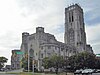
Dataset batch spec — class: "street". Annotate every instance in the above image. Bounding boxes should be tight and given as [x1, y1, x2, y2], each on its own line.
[92, 73, 100, 75]
[0, 72, 100, 75]
[75, 73, 100, 75]
[0, 73, 17, 75]
[0, 72, 17, 75]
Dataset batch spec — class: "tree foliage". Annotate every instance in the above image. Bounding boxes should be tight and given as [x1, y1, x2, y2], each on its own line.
[68, 52, 96, 70]
[43, 55, 64, 69]
[95, 57, 100, 69]
[0, 57, 8, 70]
[21, 56, 28, 70]
[21, 54, 33, 71]
[43, 55, 64, 74]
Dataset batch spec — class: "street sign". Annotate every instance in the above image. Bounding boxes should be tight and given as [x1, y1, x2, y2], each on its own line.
[96, 54, 100, 55]
[96, 54, 100, 57]
[16, 52, 24, 54]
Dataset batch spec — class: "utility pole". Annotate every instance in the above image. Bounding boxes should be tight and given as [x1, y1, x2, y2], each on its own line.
[33, 58, 34, 74]
[28, 49, 30, 72]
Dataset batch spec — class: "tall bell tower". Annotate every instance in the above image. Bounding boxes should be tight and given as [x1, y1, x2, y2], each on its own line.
[64, 4, 86, 52]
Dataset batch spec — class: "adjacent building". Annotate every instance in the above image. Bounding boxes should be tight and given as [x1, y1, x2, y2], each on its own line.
[5, 65, 11, 71]
[11, 50, 21, 70]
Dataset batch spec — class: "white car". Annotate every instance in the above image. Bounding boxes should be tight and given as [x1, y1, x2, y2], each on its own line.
[74, 69, 83, 74]
[82, 69, 94, 74]
[95, 69, 100, 73]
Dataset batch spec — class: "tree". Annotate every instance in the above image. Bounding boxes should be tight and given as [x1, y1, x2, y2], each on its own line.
[63, 56, 70, 75]
[43, 55, 64, 74]
[21, 56, 28, 70]
[68, 52, 96, 70]
[21, 56, 33, 71]
[42, 57, 50, 69]
[95, 57, 100, 69]
[0, 57, 8, 70]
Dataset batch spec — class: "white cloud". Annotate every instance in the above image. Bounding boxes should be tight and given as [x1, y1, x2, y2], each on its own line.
[86, 24, 100, 42]
[86, 24, 100, 54]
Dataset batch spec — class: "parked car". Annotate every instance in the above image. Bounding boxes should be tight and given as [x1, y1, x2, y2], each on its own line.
[74, 69, 83, 74]
[95, 69, 100, 73]
[82, 69, 94, 74]
[0, 68, 5, 71]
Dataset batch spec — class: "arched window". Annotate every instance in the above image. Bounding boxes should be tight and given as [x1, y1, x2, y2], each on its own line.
[69, 12, 74, 22]
[29, 49, 34, 57]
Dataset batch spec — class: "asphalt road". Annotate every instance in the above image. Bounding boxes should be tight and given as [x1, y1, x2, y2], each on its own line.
[75, 73, 100, 75]
[92, 73, 100, 75]
[0, 73, 17, 75]
[0, 73, 100, 75]
[0, 72, 17, 75]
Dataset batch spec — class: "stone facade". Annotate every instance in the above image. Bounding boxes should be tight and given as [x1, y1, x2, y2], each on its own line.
[86, 45, 93, 53]
[20, 27, 77, 71]
[11, 50, 21, 70]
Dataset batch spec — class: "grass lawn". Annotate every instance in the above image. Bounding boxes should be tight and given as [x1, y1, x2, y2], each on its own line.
[18, 72, 74, 75]
[7, 72, 74, 75]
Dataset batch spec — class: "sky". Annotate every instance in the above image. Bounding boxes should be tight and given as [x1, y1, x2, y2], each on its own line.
[0, 0, 100, 65]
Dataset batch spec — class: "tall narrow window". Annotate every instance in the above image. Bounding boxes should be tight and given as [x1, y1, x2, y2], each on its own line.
[72, 15, 74, 22]
[41, 54, 43, 58]
[69, 12, 71, 22]
[69, 12, 74, 22]
[72, 12, 74, 22]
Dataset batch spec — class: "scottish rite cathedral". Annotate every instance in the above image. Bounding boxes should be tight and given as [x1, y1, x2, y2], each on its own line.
[19, 4, 93, 71]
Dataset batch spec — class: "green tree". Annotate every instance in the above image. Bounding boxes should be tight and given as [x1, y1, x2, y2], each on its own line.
[42, 57, 50, 69]
[95, 57, 100, 69]
[43, 55, 64, 74]
[21, 56, 33, 71]
[21, 57, 28, 70]
[63, 56, 70, 75]
[0, 57, 8, 70]
[68, 52, 96, 70]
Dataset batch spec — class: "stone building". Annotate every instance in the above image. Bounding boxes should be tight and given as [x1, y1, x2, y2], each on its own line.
[64, 4, 93, 53]
[11, 50, 21, 70]
[20, 4, 93, 71]
[20, 27, 77, 71]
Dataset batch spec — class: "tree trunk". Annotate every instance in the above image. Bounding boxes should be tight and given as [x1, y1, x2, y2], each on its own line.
[66, 73, 67, 75]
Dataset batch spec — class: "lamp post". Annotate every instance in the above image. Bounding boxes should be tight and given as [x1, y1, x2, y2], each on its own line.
[32, 57, 34, 74]
[28, 49, 30, 72]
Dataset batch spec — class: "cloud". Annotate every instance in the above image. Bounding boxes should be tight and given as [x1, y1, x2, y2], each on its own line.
[84, 9, 100, 26]
[86, 24, 100, 54]
[16, 0, 66, 37]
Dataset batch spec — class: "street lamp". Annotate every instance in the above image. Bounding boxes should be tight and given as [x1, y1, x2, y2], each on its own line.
[28, 49, 30, 72]
[32, 56, 35, 74]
